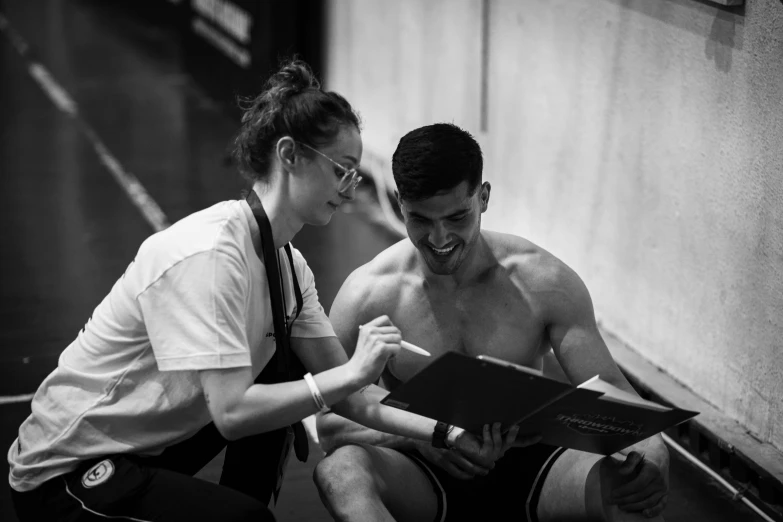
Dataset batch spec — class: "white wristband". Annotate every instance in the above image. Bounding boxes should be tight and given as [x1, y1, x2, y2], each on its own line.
[303, 372, 329, 413]
[446, 425, 464, 449]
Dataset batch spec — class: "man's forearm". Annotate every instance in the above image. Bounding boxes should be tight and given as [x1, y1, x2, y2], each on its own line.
[600, 375, 671, 467]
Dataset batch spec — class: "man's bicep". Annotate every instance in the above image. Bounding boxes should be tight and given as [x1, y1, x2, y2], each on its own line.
[328, 271, 373, 358]
[547, 270, 625, 385]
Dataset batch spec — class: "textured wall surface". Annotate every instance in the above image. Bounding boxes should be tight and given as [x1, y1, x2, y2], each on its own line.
[325, 0, 783, 451]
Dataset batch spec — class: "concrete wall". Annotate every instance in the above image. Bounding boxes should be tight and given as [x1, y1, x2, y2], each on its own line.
[324, 0, 783, 451]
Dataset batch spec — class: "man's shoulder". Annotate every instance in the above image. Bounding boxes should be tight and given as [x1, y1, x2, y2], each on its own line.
[339, 239, 418, 303]
[483, 230, 578, 291]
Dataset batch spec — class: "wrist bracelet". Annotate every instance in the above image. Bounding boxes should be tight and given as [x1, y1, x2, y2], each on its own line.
[303, 372, 329, 413]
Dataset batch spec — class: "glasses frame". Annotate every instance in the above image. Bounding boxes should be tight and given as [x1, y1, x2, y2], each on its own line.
[297, 142, 362, 193]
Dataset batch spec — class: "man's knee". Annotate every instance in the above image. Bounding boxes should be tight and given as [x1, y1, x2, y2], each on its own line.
[313, 444, 377, 500]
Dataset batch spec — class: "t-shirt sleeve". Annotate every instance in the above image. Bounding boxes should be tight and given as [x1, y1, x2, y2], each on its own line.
[290, 249, 336, 339]
[137, 249, 253, 371]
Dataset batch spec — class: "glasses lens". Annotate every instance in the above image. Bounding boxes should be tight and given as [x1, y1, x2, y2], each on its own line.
[338, 171, 360, 192]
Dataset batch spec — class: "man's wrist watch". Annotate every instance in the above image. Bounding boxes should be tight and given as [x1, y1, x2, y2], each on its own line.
[432, 421, 451, 449]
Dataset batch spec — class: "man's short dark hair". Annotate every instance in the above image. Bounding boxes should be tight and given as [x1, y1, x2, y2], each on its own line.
[392, 123, 483, 202]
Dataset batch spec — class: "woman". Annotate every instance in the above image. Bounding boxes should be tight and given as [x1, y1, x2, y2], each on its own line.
[7, 59, 507, 522]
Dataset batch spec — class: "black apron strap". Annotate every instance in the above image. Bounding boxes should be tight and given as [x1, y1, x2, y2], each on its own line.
[220, 190, 310, 506]
[285, 244, 303, 323]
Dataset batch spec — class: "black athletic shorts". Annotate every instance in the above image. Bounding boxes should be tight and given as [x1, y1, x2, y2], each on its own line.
[399, 444, 567, 522]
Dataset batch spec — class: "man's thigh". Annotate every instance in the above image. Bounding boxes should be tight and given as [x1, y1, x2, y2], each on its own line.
[537, 450, 665, 522]
[536, 449, 605, 520]
[326, 444, 442, 522]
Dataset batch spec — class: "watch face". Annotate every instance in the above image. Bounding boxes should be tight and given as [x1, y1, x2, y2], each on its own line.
[432, 422, 450, 448]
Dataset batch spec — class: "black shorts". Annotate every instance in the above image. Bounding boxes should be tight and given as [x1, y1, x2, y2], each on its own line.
[400, 444, 566, 522]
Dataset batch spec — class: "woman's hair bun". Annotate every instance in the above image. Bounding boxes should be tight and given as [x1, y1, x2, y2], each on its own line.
[233, 57, 360, 182]
[267, 58, 321, 98]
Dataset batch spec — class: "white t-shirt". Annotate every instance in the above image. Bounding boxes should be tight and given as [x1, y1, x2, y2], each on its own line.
[7, 199, 336, 492]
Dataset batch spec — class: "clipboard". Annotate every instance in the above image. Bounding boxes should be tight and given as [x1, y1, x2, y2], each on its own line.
[380, 352, 698, 455]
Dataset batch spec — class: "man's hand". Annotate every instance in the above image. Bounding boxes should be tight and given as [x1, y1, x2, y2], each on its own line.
[609, 451, 669, 518]
[418, 423, 515, 480]
[439, 423, 539, 478]
[415, 444, 492, 480]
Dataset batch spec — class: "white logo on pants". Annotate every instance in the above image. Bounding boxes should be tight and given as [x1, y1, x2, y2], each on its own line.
[81, 459, 115, 488]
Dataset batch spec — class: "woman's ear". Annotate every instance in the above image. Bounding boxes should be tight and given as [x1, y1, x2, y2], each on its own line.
[276, 136, 297, 172]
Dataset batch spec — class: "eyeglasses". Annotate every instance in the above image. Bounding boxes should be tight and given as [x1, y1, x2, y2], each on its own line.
[298, 142, 362, 193]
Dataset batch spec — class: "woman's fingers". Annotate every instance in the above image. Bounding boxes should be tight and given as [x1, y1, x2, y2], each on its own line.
[364, 326, 401, 335]
[362, 315, 392, 327]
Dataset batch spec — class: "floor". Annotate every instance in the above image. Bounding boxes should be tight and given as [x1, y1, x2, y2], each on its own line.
[0, 1, 763, 520]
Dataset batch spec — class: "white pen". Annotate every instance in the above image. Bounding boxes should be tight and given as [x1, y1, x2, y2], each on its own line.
[358, 325, 431, 356]
[400, 340, 431, 357]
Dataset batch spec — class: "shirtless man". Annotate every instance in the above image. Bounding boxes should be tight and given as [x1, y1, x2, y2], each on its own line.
[313, 123, 669, 521]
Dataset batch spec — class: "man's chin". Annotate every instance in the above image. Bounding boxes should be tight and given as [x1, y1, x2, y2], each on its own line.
[422, 250, 461, 274]
[427, 264, 457, 275]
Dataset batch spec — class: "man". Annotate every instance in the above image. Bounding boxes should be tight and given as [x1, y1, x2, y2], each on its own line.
[313, 123, 669, 521]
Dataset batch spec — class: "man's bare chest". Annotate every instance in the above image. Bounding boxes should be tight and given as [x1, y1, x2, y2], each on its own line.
[385, 285, 547, 383]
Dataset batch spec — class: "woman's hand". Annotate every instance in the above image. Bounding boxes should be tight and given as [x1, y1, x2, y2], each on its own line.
[346, 315, 401, 385]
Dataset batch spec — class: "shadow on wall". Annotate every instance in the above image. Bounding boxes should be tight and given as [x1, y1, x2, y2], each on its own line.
[706, 7, 742, 72]
[603, 0, 745, 73]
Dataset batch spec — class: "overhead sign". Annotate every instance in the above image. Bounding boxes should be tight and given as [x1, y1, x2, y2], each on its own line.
[190, 0, 254, 69]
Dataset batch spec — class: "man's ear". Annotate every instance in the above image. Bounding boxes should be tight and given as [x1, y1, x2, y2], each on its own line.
[394, 190, 403, 210]
[276, 136, 297, 172]
[479, 181, 491, 213]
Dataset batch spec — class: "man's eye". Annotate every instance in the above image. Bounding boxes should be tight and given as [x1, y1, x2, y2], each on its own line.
[451, 214, 468, 222]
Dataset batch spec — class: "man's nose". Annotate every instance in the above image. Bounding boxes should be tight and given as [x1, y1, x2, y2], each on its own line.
[428, 222, 449, 247]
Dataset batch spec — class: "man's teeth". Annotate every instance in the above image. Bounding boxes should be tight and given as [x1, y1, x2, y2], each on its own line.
[431, 245, 455, 255]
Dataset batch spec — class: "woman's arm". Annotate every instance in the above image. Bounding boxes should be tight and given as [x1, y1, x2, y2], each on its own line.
[293, 335, 453, 449]
[201, 315, 399, 441]
[315, 385, 420, 453]
[199, 363, 363, 441]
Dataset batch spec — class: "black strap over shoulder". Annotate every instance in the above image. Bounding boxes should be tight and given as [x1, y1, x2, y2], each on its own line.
[245, 189, 306, 382]
[160, 191, 310, 507]
[226, 189, 309, 504]
[286, 245, 304, 324]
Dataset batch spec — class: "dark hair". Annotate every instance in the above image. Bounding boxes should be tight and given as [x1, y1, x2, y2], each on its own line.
[233, 58, 361, 182]
[391, 123, 483, 202]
